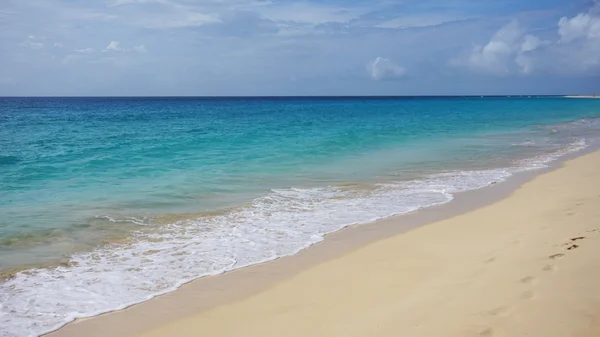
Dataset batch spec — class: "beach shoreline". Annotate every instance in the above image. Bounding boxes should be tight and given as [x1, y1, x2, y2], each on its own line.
[4, 96, 600, 336]
[564, 95, 600, 99]
[47, 146, 600, 336]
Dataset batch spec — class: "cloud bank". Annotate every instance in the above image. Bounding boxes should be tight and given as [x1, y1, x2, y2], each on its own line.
[0, 0, 599, 95]
[454, 2, 600, 76]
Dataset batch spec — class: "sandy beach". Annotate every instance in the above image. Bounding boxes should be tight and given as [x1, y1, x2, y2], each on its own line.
[50, 150, 600, 337]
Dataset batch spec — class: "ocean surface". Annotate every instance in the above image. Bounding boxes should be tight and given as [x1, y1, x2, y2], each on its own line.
[1, 96, 600, 336]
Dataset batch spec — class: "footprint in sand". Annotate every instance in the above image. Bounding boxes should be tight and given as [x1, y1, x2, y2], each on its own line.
[484, 257, 497, 264]
[549, 253, 564, 260]
[520, 290, 535, 300]
[519, 276, 536, 285]
[542, 264, 557, 272]
[488, 306, 509, 316]
[560, 237, 584, 250]
[478, 327, 494, 337]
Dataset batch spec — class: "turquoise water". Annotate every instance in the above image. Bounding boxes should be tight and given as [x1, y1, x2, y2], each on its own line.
[1, 96, 600, 336]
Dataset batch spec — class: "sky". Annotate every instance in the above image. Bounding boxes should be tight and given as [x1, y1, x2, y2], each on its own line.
[0, 0, 599, 96]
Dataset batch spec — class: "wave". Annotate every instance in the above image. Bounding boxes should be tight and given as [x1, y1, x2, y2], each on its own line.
[0, 155, 20, 166]
[0, 137, 591, 337]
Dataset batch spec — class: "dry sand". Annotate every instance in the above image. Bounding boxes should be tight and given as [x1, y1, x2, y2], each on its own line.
[50, 151, 600, 337]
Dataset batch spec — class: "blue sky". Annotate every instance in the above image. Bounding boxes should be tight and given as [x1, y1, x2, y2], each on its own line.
[0, 0, 599, 95]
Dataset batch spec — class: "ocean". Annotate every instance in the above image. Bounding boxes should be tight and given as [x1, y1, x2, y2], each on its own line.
[1, 96, 600, 336]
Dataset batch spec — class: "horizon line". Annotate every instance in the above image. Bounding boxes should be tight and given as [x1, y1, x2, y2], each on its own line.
[0, 94, 592, 99]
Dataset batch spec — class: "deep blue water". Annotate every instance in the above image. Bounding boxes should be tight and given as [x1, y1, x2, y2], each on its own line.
[1, 96, 600, 336]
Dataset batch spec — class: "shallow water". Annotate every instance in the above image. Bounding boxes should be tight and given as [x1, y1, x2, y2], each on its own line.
[1, 96, 600, 336]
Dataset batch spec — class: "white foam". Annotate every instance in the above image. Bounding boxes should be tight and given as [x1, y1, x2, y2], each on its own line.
[512, 140, 538, 146]
[0, 139, 590, 337]
[514, 138, 587, 170]
[95, 215, 153, 226]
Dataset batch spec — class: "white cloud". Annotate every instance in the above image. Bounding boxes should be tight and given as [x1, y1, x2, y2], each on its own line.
[514, 52, 534, 74]
[19, 36, 44, 50]
[20, 41, 44, 49]
[134, 12, 220, 29]
[260, 3, 366, 25]
[133, 45, 147, 53]
[554, 14, 600, 72]
[53, 42, 64, 48]
[62, 54, 82, 65]
[558, 13, 600, 43]
[452, 22, 545, 75]
[367, 57, 406, 80]
[104, 41, 122, 52]
[459, 21, 523, 75]
[75, 48, 95, 53]
[515, 35, 545, 74]
[105, 0, 221, 29]
[102, 42, 147, 53]
[528, 6, 600, 74]
[520, 35, 541, 52]
[453, 4, 600, 76]
[376, 14, 470, 29]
